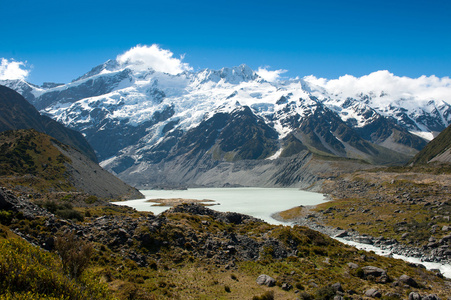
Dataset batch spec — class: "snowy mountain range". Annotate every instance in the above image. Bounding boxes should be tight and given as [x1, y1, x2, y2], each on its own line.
[2, 46, 450, 188]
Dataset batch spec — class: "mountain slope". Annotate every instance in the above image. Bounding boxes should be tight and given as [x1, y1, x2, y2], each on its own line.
[410, 123, 451, 165]
[0, 85, 97, 163]
[0, 129, 143, 199]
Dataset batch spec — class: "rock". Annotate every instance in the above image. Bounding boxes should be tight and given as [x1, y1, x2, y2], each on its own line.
[365, 288, 381, 298]
[281, 283, 292, 291]
[361, 266, 389, 283]
[409, 292, 422, 300]
[331, 282, 344, 293]
[354, 235, 373, 244]
[385, 292, 401, 299]
[362, 266, 386, 277]
[398, 274, 419, 288]
[347, 262, 359, 269]
[422, 295, 441, 300]
[256, 274, 275, 287]
[335, 230, 348, 238]
[334, 296, 344, 300]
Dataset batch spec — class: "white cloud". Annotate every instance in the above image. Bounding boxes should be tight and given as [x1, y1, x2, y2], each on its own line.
[304, 70, 451, 104]
[0, 58, 30, 80]
[256, 66, 287, 82]
[117, 44, 192, 75]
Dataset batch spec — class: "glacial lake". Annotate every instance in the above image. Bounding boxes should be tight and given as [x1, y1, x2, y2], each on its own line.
[112, 187, 327, 225]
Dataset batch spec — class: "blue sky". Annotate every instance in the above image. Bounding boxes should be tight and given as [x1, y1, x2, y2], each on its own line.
[1, 0, 450, 84]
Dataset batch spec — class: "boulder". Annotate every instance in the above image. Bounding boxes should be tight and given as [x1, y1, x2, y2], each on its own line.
[256, 274, 275, 287]
[347, 262, 359, 269]
[408, 292, 421, 300]
[365, 288, 381, 298]
[331, 282, 344, 293]
[362, 266, 386, 277]
[361, 266, 389, 283]
[398, 274, 419, 288]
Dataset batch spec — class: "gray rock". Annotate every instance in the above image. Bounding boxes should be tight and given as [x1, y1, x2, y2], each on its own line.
[409, 292, 422, 300]
[335, 230, 348, 238]
[362, 266, 387, 277]
[347, 262, 359, 269]
[362, 266, 389, 283]
[281, 283, 292, 291]
[365, 288, 381, 298]
[398, 274, 419, 288]
[422, 295, 440, 300]
[331, 282, 344, 293]
[256, 274, 275, 287]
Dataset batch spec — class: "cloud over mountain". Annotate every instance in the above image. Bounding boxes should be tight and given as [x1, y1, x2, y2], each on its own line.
[304, 71, 451, 104]
[256, 66, 287, 82]
[0, 58, 30, 80]
[116, 44, 192, 75]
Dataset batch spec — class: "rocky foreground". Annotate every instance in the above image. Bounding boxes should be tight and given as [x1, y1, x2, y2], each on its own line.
[1, 187, 451, 299]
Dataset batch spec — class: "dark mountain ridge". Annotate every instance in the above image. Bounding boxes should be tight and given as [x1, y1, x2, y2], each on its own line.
[0, 85, 97, 163]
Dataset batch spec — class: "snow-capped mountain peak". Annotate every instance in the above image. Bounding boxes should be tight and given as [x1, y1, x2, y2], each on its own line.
[3, 46, 451, 187]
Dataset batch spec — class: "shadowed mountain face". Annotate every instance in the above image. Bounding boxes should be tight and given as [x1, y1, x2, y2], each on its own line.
[0, 85, 98, 163]
[410, 123, 451, 165]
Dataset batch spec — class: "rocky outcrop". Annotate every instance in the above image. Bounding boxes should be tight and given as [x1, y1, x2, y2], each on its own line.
[0, 187, 52, 219]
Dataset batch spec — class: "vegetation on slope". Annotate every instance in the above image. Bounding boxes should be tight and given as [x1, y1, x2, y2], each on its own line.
[0, 236, 111, 299]
[410, 124, 451, 165]
[0, 129, 74, 193]
[318, 170, 451, 248]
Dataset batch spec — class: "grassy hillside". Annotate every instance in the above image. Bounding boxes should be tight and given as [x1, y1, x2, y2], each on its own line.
[0, 129, 143, 200]
[0, 129, 74, 193]
[410, 124, 451, 165]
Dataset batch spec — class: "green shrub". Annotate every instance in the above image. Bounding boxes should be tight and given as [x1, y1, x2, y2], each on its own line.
[55, 231, 93, 280]
[84, 195, 98, 205]
[55, 209, 84, 222]
[0, 238, 111, 299]
[0, 211, 13, 225]
[315, 286, 336, 300]
[295, 282, 305, 290]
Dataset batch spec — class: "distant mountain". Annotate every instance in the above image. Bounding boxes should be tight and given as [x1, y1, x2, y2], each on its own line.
[0, 129, 143, 199]
[2, 53, 450, 187]
[0, 85, 97, 163]
[410, 124, 451, 165]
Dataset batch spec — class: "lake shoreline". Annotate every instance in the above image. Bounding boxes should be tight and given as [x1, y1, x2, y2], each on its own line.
[273, 204, 451, 278]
